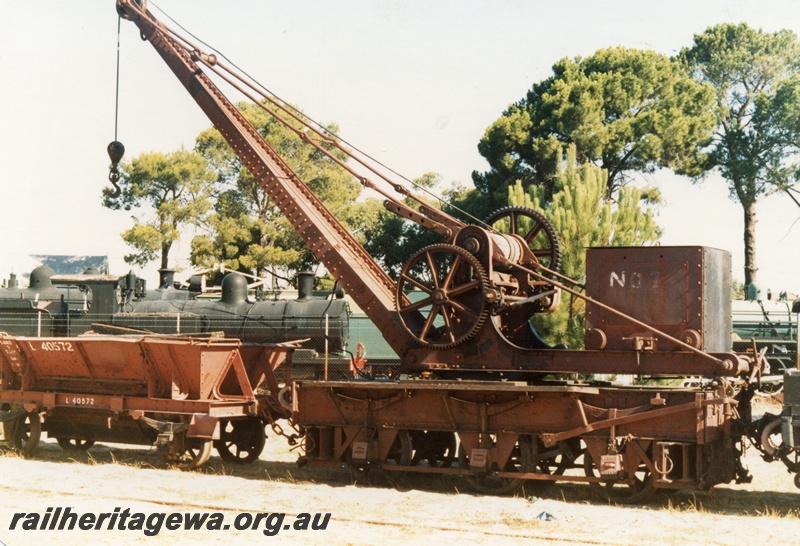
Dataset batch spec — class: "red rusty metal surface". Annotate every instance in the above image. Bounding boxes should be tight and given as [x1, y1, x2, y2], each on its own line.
[584, 246, 732, 353]
[292, 379, 739, 492]
[403, 328, 749, 376]
[293, 381, 720, 440]
[0, 334, 293, 416]
[0, 334, 296, 463]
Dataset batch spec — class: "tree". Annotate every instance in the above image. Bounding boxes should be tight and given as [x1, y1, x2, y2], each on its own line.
[102, 148, 215, 269]
[509, 145, 661, 348]
[474, 47, 715, 211]
[679, 23, 800, 287]
[191, 100, 380, 285]
[362, 172, 455, 277]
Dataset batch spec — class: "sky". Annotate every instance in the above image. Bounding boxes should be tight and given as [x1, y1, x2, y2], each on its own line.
[1, 1, 800, 293]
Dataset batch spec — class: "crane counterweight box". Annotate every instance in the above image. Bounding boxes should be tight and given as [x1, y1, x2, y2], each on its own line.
[584, 246, 732, 353]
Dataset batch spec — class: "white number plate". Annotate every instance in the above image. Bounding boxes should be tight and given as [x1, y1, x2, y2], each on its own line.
[40, 341, 74, 352]
[67, 397, 96, 406]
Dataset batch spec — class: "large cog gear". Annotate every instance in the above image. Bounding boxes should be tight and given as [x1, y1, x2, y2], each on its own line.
[395, 244, 490, 348]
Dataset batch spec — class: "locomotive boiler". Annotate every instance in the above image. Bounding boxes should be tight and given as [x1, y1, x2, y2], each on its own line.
[0, 265, 144, 338]
[108, 271, 349, 352]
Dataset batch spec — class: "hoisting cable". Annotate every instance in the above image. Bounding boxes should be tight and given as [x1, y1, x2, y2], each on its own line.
[113, 16, 121, 143]
[147, 1, 493, 231]
[160, 16, 461, 228]
[106, 14, 126, 199]
[195, 58, 421, 212]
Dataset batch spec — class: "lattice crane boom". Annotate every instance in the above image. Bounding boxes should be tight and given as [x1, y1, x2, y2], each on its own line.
[115, 0, 414, 356]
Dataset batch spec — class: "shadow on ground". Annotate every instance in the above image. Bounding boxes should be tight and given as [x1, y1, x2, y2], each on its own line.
[3, 437, 798, 519]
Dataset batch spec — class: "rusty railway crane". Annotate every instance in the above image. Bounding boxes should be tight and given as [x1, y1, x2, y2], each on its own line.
[3, 0, 799, 503]
[112, 0, 799, 500]
[113, 1, 749, 378]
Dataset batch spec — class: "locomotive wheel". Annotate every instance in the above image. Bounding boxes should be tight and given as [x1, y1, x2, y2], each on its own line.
[213, 418, 266, 464]
[484, 206, 561, 274]
[459, 436, 534, 495]
[9, 411, 41, 456]
[176, 438, 213, 470]
[410, 431, 457, 468]
[384, 430, 413, 466]
[57, 437, 96, 451]
[396, 244, 489, 348]
[583, 448, 655, 504]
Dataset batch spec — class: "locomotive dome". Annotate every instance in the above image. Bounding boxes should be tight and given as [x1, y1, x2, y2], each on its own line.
[221, 272, 248, 304]
[28, 265, 55, 289]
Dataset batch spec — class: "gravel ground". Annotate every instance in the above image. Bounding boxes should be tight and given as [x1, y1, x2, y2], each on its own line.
[1, 402, 799, 546]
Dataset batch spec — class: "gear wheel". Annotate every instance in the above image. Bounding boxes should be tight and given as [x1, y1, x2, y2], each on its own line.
[395, 244, 489, 348]
[484, 206, 562, 275]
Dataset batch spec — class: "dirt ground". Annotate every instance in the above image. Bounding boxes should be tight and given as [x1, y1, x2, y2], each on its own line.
[1, 398, 799, 546]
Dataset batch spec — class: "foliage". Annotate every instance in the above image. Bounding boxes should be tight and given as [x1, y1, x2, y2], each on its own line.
[731, 279, 746, 301]
[190, 100, 380, 285]
[679, 23, 800, 286]
[510, 145, 661, 348]
[474, 46, 715, 211]
[102, 148, 215, 268]
[362, 172, 455, 277]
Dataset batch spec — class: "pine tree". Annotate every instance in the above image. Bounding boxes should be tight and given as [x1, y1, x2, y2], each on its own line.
[509, 144, 661, 348]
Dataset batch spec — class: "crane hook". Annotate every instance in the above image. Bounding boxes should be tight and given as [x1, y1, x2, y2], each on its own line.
[106, 140, 125, 198]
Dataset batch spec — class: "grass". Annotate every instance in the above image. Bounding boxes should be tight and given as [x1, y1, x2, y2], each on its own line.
[665, 493, 800, 519]
[755, 505, 800, 518]
[0, 444, 24, 459]
[3, 430, 799, 523]
[666, 494, 705, 514]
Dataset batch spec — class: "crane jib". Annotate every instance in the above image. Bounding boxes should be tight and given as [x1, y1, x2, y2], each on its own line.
[116, 0, 411, 356]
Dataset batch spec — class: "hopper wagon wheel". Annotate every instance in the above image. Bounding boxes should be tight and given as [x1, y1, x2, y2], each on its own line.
[458, 435, 535, 495]
[535, 438, 584, 476]
[9, 411, 41, 456]
[384, 430, 413, 467]
[583, 443, 655, 504]
[176, 437, 213, 470]
[57, 438, 96, 451]
[484, 206, 561, 275]
[213, 418, 266, 464]
[396, 244, 489, 349]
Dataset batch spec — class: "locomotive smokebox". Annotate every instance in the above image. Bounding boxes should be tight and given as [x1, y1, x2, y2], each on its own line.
[584, 246, 732, 353]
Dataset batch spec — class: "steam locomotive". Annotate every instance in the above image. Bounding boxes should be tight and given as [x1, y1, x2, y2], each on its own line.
[0, 266, 353, 378]
[730, 295, 798, 392]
